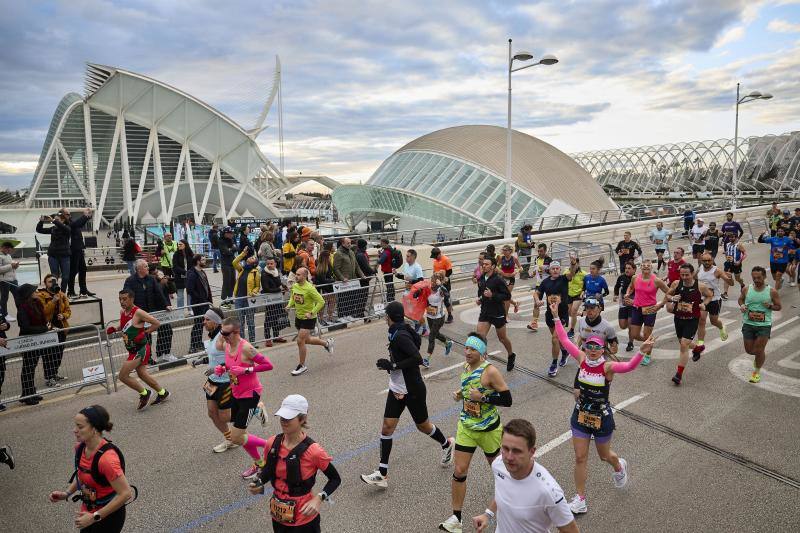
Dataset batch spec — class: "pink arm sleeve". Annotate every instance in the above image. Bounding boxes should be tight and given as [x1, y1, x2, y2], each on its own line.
[554, 320, 582, 361]
[610, 352, 644, 373]
[250, 352, 274, 372]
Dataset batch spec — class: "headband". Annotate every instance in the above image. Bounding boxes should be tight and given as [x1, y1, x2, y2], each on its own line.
[465, 335, 487, 356]
[204, 309, 223, 324]
[79, 406, 104, 432]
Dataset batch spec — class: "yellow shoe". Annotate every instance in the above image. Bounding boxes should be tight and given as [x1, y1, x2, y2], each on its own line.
[749, 372, 761, 383]
[719, 326, 728, 342]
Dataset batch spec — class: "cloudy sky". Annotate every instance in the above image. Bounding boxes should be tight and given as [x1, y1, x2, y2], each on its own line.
[1, 0, 799, 192]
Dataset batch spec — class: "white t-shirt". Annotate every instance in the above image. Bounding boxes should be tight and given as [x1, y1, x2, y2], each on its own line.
[492, 456, 574, 533]
[577, 316, 618, 346]
[425, 289, 446, 319]
[690, 224, 707, 245]
[388, 370, 407, 395]
[649, 228, 671, 249]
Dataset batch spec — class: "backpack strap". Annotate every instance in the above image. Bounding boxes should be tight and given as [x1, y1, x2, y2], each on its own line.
[90, 442, 125, 487]
[263, 433, 284, 486]
[285, 436, 316, 496]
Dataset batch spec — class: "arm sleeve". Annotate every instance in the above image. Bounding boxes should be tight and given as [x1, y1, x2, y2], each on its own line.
[601, 278, 610, 296]
[392, 335, 423, 369]
[35, 220, 49, 234]
[609, 351, 644, 373]
[445, 268, 453, 278]
[250, 352, 274, 372]
[320, 463, 342, 496]
[485, 389, 512, 407]
[613, 277, 622, 296]
[311, 287, 325, 313]
[554, 320, 582, 361]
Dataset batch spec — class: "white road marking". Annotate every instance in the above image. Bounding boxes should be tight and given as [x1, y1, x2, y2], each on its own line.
[378, 350, 501, 394]
[728, 316, 800, 397]
[535, 393, 649, 457]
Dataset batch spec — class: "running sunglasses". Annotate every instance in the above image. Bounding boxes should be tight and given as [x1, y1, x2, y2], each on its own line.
[220, 330, 237, 337]
[585, 342, 604, 351]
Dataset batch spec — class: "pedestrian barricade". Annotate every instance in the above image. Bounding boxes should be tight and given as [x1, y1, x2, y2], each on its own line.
[0, 324, 112, 406]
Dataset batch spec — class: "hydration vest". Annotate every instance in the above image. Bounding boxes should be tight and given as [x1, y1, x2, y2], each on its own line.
[262, 434, 317, 496]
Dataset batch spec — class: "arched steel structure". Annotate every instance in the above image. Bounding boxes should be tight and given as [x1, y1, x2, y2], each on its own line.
[572, 132, 800, 199]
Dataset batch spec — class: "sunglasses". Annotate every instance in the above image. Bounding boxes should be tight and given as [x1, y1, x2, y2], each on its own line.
[220, 330, 236, 337]
[585, 343, 604, 351]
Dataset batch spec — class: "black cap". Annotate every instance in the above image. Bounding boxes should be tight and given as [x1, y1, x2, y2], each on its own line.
[385, 301, 405, 323]
[223, 226, 233, 233]
[430, 247, 441, 258]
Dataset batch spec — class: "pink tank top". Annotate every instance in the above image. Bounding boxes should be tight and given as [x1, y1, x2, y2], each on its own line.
[633, 274, 657, 307]
[225, 339, 262, 399]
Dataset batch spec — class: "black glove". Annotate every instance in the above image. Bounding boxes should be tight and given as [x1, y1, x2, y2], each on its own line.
[376, 358, 394, 371]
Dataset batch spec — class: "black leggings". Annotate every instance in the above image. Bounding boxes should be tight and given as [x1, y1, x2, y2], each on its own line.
[272, 515, 320, 532]
[81, 506, 126, 532]
[426, 316, 448, 353]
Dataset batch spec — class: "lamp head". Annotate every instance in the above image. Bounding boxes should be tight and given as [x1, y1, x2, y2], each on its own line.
[513, 50, 534, 62]
[539, 54, 559, 65]
[746, 91, 762, 98]
[760, 92, 773, 100]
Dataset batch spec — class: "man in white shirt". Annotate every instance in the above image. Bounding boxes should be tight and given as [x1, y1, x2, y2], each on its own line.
[689, 218, 708, 265]
[473, 419, 578, 533]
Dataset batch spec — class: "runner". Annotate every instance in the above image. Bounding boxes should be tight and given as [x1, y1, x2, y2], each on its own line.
[582, 258, 609, 309]
[689, 217, 708, 265]
[361, 301, 455, 488]
[285, 267, 333, 376]
[431, 247, 455, 323]
[471, 419, 578, 533]
[105, 289, 170, 410]
[738, 266, 781, 384]
[696, 252, 733, 348]
[722, 233, 747, 299]
[704, 222, 722, 260]
[623, 259, 669, 364]
[766, 202, 781, 237]
[200, 307, 237, 453]
[532, 261, 571, 376]
[614, 232, 641, 274]
[475, 257, 517, 371]
[423, 271, 454, 368]
[664, 264, 714, 385]
[249, 395, 342, 533]
[565, 256, 586, 339]
[613, 261, 636, 352]
[786, 229, 799, 287]
[439, 332, 512, 533]
[48, 405, 133, 532]
[721, 212, 744, 242]
[649, 221, 672, 272]
[0, 445, 13, 469]
[552, 302, 652, 514]
[498, 245, 521, 317]
[758, 227, 792, 290]
[213, 316, 274, 479]
[527, 244, 552, 332]
[576, 298, 618, 359]
[663, 248, 686, 314]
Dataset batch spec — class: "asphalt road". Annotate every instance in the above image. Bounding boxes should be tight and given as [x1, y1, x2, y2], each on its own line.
[1, 244, 799, 532]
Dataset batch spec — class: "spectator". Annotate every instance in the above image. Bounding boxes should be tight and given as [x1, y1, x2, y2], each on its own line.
[16, 284, 48, 405]
[766, 202, 782, 236]
[123, 259, 168, 313]
[315, 249, 336, 325]
[65, 207, 94, 298]
[36, 274, 71, 387]
[282, 230, 301, 275]
[219, 226, 237, 302]
[310, 231, 323, 261]
[35, 213, 71, 291]
[257, 230, 276, 264]
[516, 224, 534, 278]
[393, 248, 424, 283]
[615, 232, 642, 274]
[208, 223, 221, 273]
[297, 240, 317, 278]
[238, 225, 255, 256]
[260, 257, 288, 346]
[150, 266, 175, 363]
[158, 232, 177, 278]
[333, 237, 363, 281]
[682, 208, 695, 237]
[122, 237, 138, 276]
[232, 248, 260, 344]
[472, 251, 486, 284]
[186, 254, 213, 352]
[0, 241, 20, 321]
[172, 239, 194, 308]
[376, 238, 397, 302]
[355, 239, 374, 319]
[0, 316, 10, 411]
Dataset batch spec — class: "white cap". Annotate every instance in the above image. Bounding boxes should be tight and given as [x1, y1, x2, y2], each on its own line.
[275, 394, 309, 419]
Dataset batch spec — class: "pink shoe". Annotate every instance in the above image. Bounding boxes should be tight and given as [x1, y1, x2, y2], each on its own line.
[241, 463, 260, 480]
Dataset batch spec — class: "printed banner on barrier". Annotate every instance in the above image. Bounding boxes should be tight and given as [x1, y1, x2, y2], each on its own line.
[152, 309, 185, 323]
[333, 280, 361, 293]
[82, 364, 106, 383]
[0, 331, 59, 356]
[249, 293, 285, 307]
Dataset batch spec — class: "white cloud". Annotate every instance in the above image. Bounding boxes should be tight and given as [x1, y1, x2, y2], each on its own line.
[714, 25, 746, 47]
[767, 18, 800, 33]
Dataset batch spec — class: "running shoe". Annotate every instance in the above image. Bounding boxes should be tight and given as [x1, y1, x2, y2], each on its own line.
[45, 378, 60, 388]
[548, 361, 558, 377]
[241, 463, 261, 480]
[569, 494, 587, 514]
[213, 440, 238, 453]
[324, 338, 334, 354]
[749, 371, 761, 383]
[0, 403, 5, 412]
[719, 326, 728, 341]
[692, 344, 705, 362]
[791, 281, 797, 288]
[438, 514, 462, 532]
[5, 314, 16, 322]
[151, 390, 170, 405]
[613, 458, 628, 488]
[567, 329, 575, 339]
[421, 327, 430, 337]
[360, 470, 388, 488]
[507, 352, 516, 371]
[264, 340, 273, 348]
[274, 337, 288, 343]
[54, 375, 67, 382]
[640, 354, 651, 366]
[445, 315, 454, 324]
[626, 342, 634, 352]
[0, 445, 14, 470]
[527, 321, 538, 332]
[559, 350, 569, 367]
[291, 364, 308, 376]
[671, 373, 682, 386]
[721, 293, 728, 300]
[422, 357, 431, 369]
[445, 340, 453, 356]
[441, 437, 455, 467]
[137, 389, 152, 410]
[513, 302, 520, 314]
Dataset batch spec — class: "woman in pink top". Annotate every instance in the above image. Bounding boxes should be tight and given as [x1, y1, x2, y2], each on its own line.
[623, 260, 669, 365]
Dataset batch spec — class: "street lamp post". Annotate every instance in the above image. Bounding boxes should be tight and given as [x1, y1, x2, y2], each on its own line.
[505, 38, 558, 239]
[731, 82, 772, 210]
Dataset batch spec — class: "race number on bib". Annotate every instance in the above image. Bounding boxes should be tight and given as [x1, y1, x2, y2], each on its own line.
[547, 295, 561, 305]
[747, 311, 766, 322]
[642, 305, 658, 315]
[203, 381, 218, 396]
[577, 410, 602, 429]
[270, 496, 296, 524]
[677, 302, 693, 313]
[463, 399, 482, 418]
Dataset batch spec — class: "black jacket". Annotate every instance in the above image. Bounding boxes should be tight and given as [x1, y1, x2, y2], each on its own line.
[356, 248, 374, 277]
[387, 322, 425, 396]
[261, 270, 284, 293]
[69, 215, 90, 251]
[477, 271, 511, 318]
[122, 239, 138, 261]
[36, 219, 71, 257]
[209, 229, 219, 249]
[123, 273, 167, 312]
[186, 267, 213, 306]
[172, 250, 190, 289]
[219, 237, 236, 259]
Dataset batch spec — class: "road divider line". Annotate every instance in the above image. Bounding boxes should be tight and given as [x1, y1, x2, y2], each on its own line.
[379, 350, 501, 394]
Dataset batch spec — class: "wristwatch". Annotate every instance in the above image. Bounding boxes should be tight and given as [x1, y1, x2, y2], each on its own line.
[318, 491, 329, 502]
[92, 512, 102, 522]
[484, 509, 496, 522]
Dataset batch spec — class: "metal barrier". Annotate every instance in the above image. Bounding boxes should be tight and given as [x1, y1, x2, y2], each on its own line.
[0, 324, 112, 406]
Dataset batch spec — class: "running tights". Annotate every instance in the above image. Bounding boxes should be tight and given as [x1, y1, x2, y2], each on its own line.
[243, 434, 267, 461]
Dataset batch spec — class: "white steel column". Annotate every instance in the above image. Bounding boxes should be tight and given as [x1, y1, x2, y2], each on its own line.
[165, 143, 186, 221]
[132, 128, 155, 221]
[199, 160, 219, 218]
[57, 141, 90, 201]
[152, 133, 168, 222]
[118, 117, 134, 221]
[56, 149, 62, 198]
[83, 103, 97, 208]
[215, 165, 227, 221]
[226, 180, 249, 220]
[95, 115, 122, 230]
[184, 147, 200, 221]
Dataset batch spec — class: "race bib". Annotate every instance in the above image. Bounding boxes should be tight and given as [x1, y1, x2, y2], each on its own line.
[547, 295, 561, 305]
[642, 305, 658, 315]
[426, 305, 438, 316]
[577, 410, 602, 429]
[726, 255, 734, 262]
[676, 301, 693, 313]
[270, 495, 296, 524]
[747, 310, 766, 322]
[203, 381, 218, 396]
[655, 239, 664, 245]
[463, 399, 482, 418]
[773, 251, 784, 260]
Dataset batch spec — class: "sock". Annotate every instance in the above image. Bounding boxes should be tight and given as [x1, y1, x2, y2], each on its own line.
[676, 365, 685, 377]
[696, 340, 704, 346]
[428, 425, 448, 447]
[453, 510, 462, 522]
[242, 434, 267, 461]
[552, 358, 557, 366]
[379, 435, 392, 476]
[139, 389, 148, 396]
[223, 429, 232, 441]
[157, 388, 166, 395]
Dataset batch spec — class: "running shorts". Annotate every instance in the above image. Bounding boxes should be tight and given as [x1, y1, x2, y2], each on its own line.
[630, 306, 657, 327]
[673, 317, 699, 341]
[567, 294, 582, 305]
[455, 420, 502, 456]
[126, 343, 151, 365]
[570, 405, 615, 442]
[384, 389, 429, 424]
[617, 305, 632, 321]
[294, 317, 317, 331]
[770, 262, 787, 274]
[742, 323, 771, 340]
[204, 379, 233, 410]
[272, 515, 321, 533]
[231, 392, 260, 430]
[545, 306, 569, 329]
[503, 276, 516, 287]
[692, 244, 706, 256]
[724, 261, 742, 275]
[705, 300, 722, 315]
[478, 312, 507, 329]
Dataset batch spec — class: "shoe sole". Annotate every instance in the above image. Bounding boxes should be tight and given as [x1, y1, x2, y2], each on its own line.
[360, 476, 388, 488]
[438, 523, 462, 532]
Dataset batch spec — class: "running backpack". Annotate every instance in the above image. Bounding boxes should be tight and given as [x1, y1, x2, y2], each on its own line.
[390, 248, 403, 268]
[260, 434, 317, 496]
[72, 441, 125, 487]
